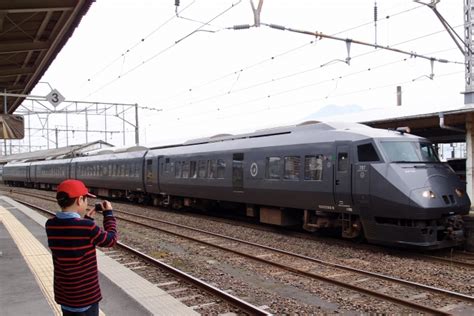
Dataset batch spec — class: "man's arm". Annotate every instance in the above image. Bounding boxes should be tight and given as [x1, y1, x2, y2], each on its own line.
[88, 201, 118, 247]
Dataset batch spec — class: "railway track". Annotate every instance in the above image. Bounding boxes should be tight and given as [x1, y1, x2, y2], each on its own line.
[4, 187, 474, 270]
[9, 189, 474, 314]
[16, 198, 270, 316]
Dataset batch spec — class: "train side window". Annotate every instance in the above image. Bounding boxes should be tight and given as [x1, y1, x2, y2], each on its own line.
[304, 155, 323, 181]
[120, 163, 127, 177]
[284, 156, 300, 180]
[125, 164, 131, 177]
[357, 143, 380, 162]
[175, 161, 182, 178]
[164, 158, 170, 173]
[338, 153, 349, 172]
[266, 157, 281, 180]
[198, 160, 207, 178]
[182, 161, 190, 178]
[207, 160, 217, 179]
[146, 159, 153, 181]
[217, 159, 226, 179]
[190, 161, 197, 178]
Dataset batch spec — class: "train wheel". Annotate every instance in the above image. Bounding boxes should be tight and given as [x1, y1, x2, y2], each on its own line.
[342, 217, 365, 241]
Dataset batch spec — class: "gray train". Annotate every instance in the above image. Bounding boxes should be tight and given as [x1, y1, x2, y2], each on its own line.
[3, 122, 471, 249]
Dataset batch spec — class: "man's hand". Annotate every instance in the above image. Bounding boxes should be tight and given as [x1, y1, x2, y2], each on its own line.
[85, 208, 96, 219]
[102, 200, 113, 211]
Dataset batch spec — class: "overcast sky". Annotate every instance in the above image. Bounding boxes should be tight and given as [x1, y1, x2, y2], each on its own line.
[23, 0, 465, 149]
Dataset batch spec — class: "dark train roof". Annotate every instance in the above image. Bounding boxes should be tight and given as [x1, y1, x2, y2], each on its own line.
[183, 122, 414, 145]
[0, 140, 113, 164]
[150, 121, 422, 156]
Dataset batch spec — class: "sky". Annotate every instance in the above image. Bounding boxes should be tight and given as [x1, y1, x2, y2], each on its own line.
[18, 0, 468, 150]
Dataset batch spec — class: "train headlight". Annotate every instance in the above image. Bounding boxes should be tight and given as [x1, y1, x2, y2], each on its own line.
[422, 190, 436, 199]
[455, 188, 464, 198]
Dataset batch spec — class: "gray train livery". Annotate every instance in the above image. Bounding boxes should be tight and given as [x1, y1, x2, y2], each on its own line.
[3, 122, 470, 249]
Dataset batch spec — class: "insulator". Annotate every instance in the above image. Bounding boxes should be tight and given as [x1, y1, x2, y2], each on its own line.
[233, 24, 251, 30]
[175, 0, 180, 6]
[374, 2, 378, 22]
[268, 24, 286, 31]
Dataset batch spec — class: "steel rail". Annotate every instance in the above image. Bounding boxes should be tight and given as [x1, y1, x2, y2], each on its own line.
[16, 199, 271, 316]
[107, 211, 457, 314]
[417, 254, 474, 269]
[112, 206, 474, 302]
[6, 188, 473, 303]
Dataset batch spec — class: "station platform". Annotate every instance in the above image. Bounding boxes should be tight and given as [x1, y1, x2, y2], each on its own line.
[0, 196, 199, 316]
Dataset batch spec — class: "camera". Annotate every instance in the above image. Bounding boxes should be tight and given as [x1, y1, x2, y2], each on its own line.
[94, 202, 104, 212]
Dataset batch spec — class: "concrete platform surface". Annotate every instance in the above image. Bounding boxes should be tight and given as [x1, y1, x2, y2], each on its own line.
[0, 196, 199, 316]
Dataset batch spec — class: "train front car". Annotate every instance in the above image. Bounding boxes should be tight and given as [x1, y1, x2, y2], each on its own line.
[362, 132, 470, 249]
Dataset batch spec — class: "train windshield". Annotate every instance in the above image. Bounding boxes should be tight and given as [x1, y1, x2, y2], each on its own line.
[380, 141, 439, 163]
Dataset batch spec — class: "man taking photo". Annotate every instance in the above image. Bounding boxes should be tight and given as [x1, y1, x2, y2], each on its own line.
[46, 179, 118, 316]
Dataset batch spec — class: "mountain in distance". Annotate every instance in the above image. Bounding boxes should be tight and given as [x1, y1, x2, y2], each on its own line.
[301, 104, 364, 121]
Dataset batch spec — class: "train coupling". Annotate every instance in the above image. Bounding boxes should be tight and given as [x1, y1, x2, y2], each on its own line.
[444, 215, 465, 241]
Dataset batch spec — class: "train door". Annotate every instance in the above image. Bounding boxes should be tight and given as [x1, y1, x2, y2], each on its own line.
[143, 157, 159, 192]
[232, 153, 244, 192]
[26, 164, 31, 183]
[334, 144, 352, 209]
[72, 162, 78, 179]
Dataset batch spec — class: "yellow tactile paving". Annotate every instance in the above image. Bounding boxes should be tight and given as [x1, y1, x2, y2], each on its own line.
[0, 206, 105, 316]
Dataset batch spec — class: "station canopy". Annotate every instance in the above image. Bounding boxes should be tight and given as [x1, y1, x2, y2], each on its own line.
[0, 0, 94, 114]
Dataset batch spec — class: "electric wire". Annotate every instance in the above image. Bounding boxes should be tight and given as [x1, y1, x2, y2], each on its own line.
[86, 0, 242, 98]
[164, 46, 460, 122]
[173, 69, 463, 129]
[156, 3, 426, 105]
[84, 0, 198, 85]
[162, 25, 463, 114]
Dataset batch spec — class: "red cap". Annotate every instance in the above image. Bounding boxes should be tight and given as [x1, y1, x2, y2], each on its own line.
[57, 179, 96, 198]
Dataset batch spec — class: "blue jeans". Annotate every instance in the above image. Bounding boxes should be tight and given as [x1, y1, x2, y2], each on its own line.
[61, 303, 99, 316]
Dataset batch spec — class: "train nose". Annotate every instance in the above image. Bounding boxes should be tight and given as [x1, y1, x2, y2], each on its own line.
[424, 174, 450, 195]
[408, 175, 453, 208]
[413, 173, 468, 209]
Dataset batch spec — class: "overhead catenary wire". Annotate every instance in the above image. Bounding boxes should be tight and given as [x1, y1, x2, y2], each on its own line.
[86, 0, 243, 98]
[84, 0, 198, 85]
[260, 22, 463, 65]
[161, 26, 463, 113]
[156, 3, 426, 104]
[172, 69, 463, 127]
[165, 46, 460, 122]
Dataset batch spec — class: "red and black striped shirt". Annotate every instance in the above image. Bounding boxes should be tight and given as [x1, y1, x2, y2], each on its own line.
[46, 210, 117, 308]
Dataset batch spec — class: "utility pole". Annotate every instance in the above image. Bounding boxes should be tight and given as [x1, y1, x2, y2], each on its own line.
[46, 116, 50, 149]
[3, 88, 7, 155]
[65, 110, 69, 146]
[55, 128, 58, 148]
[464, 0, 474, 104]
[85, 109, 88, 143]
[104, 107, 108, 143]
[135, 103, 139, 145]
[28, 114, 31, 152]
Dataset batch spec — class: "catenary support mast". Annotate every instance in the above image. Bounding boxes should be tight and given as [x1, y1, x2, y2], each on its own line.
[465, 0, 474, 104]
